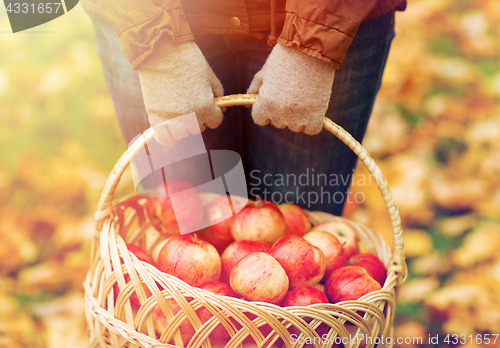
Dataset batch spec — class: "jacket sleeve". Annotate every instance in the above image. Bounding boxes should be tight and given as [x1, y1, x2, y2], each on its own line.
[82, 0, 194, 69]
[277, 0, 379, 68]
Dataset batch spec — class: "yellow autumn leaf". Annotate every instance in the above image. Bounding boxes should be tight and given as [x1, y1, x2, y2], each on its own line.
[452, 223, 500, 267]
[403, 229, 434, 258]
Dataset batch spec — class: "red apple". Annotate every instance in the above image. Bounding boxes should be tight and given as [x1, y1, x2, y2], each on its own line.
[113, 244, 153, 308]
[324, 266, 381, 303]
[145, 180, 204, 236]
[199, 280, 237, 298]
[151, 238, 171, 264]
[220, 240, 271, 283]
[350, 253, 387, 286]
[231, 200, 286, 245]
[313, 283, 325, 294]
[230, 252, 289, 304]
[271, 235, 326, 288]
[309, 221, 359, 260]
[303, 231, 346, 282]
[281, 286, 332, 348]
[125, 244, 153, 264]
[278, 203, 311, 237]
[197, 281, 238, 341]
[157, 234, 221, 287]
[242, 312, 277, 347]
[151, 298, 195, 346]
[281, 285, 328, 307]
[199, 196, 245, 254]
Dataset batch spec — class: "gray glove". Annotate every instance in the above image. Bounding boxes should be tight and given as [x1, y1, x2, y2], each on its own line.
[138, 40, 224, 145]
[247, 44, 335, 135]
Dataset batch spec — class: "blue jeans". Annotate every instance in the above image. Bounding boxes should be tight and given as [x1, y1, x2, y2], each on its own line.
[92, 11, 395, 215]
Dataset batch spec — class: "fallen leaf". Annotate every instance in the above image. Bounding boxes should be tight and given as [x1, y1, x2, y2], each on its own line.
[399, 277, 440, 303]
[411, 252, 452, 276]
[436, 214, 476, 237]
[403, 229, 434, 258]
[452, 223, 500, 267]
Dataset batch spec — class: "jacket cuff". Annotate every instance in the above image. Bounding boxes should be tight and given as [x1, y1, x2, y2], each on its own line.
[120, 8, 195, 70]
[278, 12, 354, 69]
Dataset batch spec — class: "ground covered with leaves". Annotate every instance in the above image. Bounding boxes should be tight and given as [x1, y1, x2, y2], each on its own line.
[1, 0, 499, 347]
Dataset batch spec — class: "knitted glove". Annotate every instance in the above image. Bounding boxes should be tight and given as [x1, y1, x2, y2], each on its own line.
[138, 40, 224, 145]
[247, 44, 335, 135]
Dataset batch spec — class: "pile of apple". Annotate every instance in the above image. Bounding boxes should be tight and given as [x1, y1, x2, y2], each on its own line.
[120, 181, 387, 344]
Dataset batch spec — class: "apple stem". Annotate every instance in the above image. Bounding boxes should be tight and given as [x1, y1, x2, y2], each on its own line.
[193, 233, 198, 242]
[252, 195, 263, 207]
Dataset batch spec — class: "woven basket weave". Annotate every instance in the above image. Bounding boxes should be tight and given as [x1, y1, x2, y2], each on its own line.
[84, 94, 407, 348]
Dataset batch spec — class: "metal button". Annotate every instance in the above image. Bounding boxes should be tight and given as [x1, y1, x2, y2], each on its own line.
[230, 17, 241, 27]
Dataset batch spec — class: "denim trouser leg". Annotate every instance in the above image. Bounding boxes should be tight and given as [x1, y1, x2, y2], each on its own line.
[91, 10, 395, 215]
[92, 19, 150, 145]
[239, 12, 396, 214]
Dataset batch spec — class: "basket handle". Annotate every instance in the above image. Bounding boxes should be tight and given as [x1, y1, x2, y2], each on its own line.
[94, 94, 406, 285]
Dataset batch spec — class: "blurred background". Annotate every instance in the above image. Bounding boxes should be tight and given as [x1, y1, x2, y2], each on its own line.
[1, 0, 499, 347]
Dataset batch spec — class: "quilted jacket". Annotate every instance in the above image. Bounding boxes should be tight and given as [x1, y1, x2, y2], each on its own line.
[82, 0, 406, 69]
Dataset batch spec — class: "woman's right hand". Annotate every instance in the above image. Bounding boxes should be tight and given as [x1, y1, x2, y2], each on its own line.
[138, 39, 224, 145]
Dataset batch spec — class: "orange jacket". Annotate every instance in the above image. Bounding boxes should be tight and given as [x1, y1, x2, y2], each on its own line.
[82, 0, 406, 70]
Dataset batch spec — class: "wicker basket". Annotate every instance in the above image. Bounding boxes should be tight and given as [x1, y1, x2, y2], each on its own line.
[84, 94, 407, 348]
